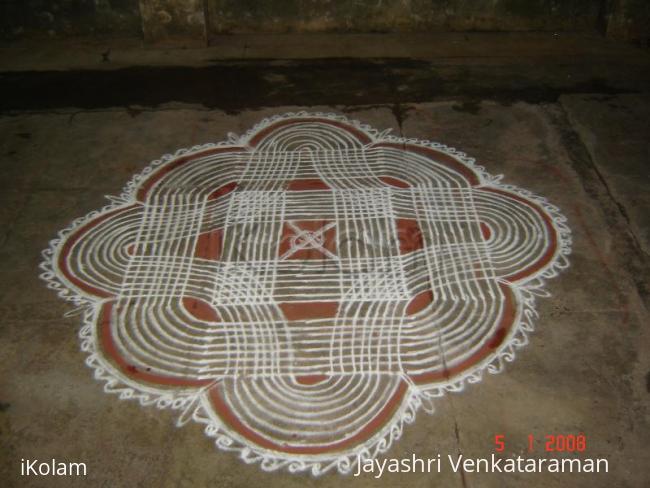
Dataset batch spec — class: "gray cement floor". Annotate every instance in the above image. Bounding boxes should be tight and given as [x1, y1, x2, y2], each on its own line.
[0, 34, 649, 487]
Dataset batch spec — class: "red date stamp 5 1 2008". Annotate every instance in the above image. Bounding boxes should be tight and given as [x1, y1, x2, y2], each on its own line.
[494, 434, 587, 453]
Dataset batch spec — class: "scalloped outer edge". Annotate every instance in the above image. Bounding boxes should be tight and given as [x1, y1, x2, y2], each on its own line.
[39, 110, 572, 476]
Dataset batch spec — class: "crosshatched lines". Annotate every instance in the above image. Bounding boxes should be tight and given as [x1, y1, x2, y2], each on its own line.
[42, 112, 571, 476]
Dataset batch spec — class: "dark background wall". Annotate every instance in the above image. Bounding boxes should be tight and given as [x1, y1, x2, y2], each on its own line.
[606, 0, 650, 42]
[0, 0, 142, 39]
[0, 0, 647, 44]
[207, 0, 603, 35]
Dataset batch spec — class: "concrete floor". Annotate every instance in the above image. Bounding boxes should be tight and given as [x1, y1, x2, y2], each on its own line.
[0, 34, 649, 487]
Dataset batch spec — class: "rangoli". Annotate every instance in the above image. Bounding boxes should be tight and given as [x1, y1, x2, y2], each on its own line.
[41, 112, 571, 475]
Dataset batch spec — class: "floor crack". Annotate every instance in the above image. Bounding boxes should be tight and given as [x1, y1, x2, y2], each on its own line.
[554, 101, 650, 310]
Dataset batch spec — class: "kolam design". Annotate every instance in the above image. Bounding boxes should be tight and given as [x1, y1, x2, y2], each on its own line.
[41, 112, 571, 475]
